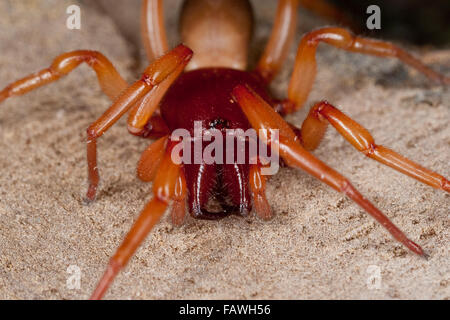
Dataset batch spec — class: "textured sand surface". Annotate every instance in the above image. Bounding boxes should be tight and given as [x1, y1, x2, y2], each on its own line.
[0, 0, 448, 300]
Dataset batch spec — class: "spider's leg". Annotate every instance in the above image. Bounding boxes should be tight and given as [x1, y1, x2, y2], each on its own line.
[255, 0, 299, 82]
[250, 163, 273, 220]
[135, 133, 188, 226]
[256, 1, 358, 84]
[126, 60, 186, 137]
[281, 27, 450, 113]
[128, 112, 170, 139]
[171, 170, 188, 227]
[300, 101, 449, 192]
[0, 50, 127, 103]
[0, 45, 192, 201]
[90, 140, 182, 300]
[86, 45, 192, 201]
[141, 0, 169, 62]
[232, 84, 425, 256]
[137, 135, 168, 182]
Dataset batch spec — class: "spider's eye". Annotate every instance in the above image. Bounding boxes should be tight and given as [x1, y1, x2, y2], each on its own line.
[208, 118, 230, 129]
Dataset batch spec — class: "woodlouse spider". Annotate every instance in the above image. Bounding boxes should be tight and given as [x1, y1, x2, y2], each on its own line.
[0, 0, 449, 300]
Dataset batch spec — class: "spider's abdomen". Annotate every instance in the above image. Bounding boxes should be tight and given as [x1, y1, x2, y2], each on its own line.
[160, 68, 272, 220]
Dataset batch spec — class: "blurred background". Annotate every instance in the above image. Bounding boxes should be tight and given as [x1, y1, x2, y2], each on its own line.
[84, 0, 450, 73]
[329, 0, 450, 47]
[88, 0, 450, 48]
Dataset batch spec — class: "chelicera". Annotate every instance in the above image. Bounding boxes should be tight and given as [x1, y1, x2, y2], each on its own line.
[0, 0, 449, 299]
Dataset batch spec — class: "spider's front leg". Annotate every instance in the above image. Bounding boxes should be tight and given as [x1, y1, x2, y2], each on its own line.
[299, 101, 449, 192]
[85, 44, 192, 201]
[90, 139, 185, 299]
[256, 19, 449, 193]
[257, 19, 450, 112]
[283, 27, 450, 112]
[255, 0, 358, 82]
[249, 163, 273, 220]
[0, 50, 128, 103]
[232, 85, 426, 257]
[141, 0, 169, 62]
[0, 45, 192, 201]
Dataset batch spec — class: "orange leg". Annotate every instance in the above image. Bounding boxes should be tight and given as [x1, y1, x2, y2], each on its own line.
[249, 163, 273, 220]
[127, 61, 186, 136]
[0, 50, 127, 104]
[232, 85, 426, 257]
[0, 45, 192, 201]
[128, 113, 170, 139]
[90, 140, 182, 300]
[137, 135, 168, 182]
[301, 101, 449, 192]
[85, 44, 192, 200]
[285, 27, 450, 112]
[255, 0, 358, 83]
[171, 171, 188, 227]
[255, 0, 299, 82]
[141, 0, 169, 62]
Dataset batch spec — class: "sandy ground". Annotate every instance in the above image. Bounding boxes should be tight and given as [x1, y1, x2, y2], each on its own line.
[0, 0, 448, 300]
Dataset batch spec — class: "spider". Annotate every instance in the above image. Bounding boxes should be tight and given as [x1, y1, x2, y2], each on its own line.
[0, 0, 449, 300]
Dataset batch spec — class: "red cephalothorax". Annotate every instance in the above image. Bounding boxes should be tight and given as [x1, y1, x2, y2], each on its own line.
[0, 0, 449, 300]
[160, 68, 272, 220]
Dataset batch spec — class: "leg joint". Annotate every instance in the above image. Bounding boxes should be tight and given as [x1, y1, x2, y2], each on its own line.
[340, 179, 351, 194]
[311, 100, 331, 121]
[362, 143, 378, 157]
[86, 126, 99, 141]
[140, 74, 156, 87]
